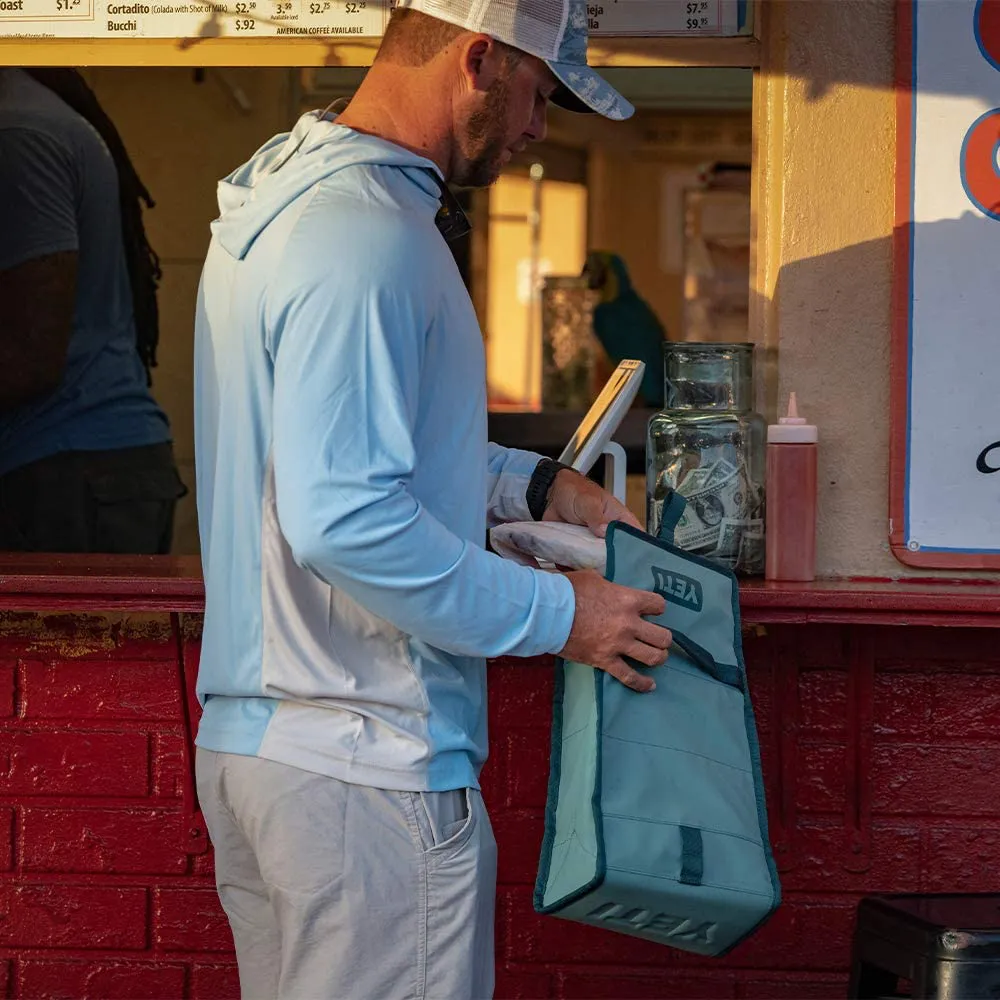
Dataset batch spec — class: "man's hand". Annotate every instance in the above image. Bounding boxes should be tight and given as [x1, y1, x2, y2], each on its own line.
[559, 570, 672, 692]
[543, 468, 641, 538]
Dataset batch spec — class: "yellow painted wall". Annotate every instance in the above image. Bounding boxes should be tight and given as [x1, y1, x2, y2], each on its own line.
[752, 0, 921, 577]
[485, 176, 589, 407]
[87, 68, 296, 554]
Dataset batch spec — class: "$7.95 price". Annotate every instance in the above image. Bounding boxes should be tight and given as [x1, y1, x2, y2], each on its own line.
[685, 0, 710, 26]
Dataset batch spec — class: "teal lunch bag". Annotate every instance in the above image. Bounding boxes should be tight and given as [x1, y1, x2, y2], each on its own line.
[533, 492, 780, 957]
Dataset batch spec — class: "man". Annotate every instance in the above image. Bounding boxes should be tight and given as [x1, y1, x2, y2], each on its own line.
[194, 2, 672, 996]
[0, 69, 185, 554]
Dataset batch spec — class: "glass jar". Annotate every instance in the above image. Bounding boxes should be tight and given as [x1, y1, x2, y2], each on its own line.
[646, 342, 766, 575]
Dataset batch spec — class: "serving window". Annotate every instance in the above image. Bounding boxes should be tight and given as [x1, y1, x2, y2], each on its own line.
[0, 48, 757, 567]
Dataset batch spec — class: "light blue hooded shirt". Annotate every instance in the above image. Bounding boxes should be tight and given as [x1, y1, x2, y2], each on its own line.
[194, 112, 576, 791]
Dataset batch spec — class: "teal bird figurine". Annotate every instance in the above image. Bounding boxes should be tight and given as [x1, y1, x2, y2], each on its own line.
[583, 251, 667, 408]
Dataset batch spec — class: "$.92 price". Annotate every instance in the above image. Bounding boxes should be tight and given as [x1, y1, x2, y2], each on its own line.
[235, 16, 255, 27]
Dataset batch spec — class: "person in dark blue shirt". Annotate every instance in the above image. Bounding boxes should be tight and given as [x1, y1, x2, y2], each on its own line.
[0, 68, 185, 554]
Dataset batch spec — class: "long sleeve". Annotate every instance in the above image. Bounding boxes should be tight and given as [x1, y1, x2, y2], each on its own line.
[486, 443, 543, 527]
[269, 273, 575, 660]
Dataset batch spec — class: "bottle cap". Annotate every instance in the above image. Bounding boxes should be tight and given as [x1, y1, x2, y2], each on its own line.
[768, 392, 818, 443]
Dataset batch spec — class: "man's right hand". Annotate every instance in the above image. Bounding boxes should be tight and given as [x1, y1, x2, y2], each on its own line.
[558, 570, 672, 693]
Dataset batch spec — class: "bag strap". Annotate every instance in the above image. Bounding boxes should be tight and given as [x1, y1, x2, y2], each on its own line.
[657, 489, 687, 545]
[669, 629, 745, 692]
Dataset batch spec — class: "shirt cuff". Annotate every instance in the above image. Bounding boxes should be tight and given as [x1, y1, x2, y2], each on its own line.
[530, 569, 576, 656]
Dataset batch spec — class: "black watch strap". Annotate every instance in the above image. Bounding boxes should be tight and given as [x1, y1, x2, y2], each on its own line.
[526, 458, 573, 521]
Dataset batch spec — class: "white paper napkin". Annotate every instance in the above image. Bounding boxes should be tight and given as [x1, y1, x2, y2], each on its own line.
[490, 521, 607, 573]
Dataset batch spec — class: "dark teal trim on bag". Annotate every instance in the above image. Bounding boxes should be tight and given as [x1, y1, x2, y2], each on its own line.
[719, 572, 783, 955]
[535, 527, 619, 915]
[532, 657, 566, 913]
[608, 519, 745, 580]
[669, 630, 744, 690]
[533, 659, 609, 914]
[679, 826, 704, 886]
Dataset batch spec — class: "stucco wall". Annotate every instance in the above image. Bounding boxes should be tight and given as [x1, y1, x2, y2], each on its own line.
[754, 0, 970, 579]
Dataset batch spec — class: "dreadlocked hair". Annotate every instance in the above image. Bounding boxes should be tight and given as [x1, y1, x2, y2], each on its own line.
[25, 68, 162, 384]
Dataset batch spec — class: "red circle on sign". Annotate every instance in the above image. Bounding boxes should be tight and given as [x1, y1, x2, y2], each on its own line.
[961, 109, 1000, 220]
[977, 0, 1000, 71]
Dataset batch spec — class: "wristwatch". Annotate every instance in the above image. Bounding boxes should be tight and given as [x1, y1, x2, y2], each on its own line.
[526, 458, 574, 521]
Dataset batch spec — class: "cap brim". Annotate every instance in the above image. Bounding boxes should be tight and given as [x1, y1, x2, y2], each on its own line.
[547, 62, 634, 121]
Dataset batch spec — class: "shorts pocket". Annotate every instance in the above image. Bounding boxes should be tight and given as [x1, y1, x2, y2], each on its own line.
[402, 788, 477, 859]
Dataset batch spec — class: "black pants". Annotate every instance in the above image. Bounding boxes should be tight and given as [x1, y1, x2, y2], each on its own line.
[0, 442, 187, 555]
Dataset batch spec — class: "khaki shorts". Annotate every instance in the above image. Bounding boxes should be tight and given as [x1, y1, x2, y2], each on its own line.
[196, 749, 497, 1000]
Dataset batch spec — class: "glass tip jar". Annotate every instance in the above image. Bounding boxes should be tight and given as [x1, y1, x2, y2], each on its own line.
[646, 342, 766, 575]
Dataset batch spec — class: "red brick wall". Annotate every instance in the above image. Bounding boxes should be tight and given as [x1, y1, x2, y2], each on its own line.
[0, 611, 998, 998]
[0, 612, 238, 999]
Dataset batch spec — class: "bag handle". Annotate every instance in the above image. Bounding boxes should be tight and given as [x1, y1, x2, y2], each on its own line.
[664, 629, 745, 691]
[657, 489, 687, 545]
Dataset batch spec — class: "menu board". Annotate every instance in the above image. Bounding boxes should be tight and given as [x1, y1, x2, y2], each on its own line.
[0, 0, 387, 37]
[0, 0, 747, 39]
[586, 0, 747, 36]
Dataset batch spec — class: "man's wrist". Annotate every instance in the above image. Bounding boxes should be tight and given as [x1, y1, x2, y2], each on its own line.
[526, 458, 573, 521]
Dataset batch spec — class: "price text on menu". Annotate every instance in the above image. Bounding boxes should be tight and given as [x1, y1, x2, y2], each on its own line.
[0, 0, 744, 39]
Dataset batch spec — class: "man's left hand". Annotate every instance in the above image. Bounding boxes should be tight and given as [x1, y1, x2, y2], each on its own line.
[543, 469, 642, 538]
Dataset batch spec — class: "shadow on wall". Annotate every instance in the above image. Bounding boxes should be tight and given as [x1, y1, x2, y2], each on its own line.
[753, 211, 1000, 577]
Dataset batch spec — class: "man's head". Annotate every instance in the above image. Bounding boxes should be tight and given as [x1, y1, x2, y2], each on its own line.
[376, 8, 559, 187]
[364, 0, 632, 188]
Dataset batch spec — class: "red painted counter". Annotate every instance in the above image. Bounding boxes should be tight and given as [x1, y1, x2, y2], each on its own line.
[0, 557, 998, 998]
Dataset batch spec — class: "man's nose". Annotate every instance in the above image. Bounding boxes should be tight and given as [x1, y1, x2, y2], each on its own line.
[528, 104, 548, 143]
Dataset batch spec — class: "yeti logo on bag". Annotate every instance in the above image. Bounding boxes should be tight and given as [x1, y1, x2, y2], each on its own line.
[587, 901, 717, 945]
[651, 566, 703, 613]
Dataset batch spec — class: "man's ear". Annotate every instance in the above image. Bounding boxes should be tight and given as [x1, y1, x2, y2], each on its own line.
[457, 33, 501, 93]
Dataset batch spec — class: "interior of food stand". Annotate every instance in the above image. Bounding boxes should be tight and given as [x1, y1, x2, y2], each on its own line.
[40, 64, 754, 556]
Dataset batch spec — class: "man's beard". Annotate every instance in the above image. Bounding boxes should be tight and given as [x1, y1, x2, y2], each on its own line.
[452, 78, 511, 188]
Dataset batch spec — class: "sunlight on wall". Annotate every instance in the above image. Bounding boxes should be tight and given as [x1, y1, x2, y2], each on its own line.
[485, 174, 588, 409]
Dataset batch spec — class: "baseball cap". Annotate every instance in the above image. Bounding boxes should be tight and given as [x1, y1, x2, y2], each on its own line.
[393, 0, 635, 121]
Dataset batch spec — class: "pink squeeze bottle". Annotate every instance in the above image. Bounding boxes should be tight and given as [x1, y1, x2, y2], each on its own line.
[765, 393, 818, 582]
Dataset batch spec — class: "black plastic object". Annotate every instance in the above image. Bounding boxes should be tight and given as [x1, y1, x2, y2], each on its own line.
[849, 894, 1000, 999]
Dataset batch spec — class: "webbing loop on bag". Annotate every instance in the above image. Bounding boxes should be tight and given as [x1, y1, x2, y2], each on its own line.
[679, 826, 704, 886]
[668, 629, 745, 691]
[656, 490, 687, 546]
